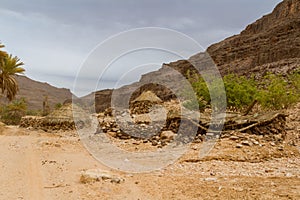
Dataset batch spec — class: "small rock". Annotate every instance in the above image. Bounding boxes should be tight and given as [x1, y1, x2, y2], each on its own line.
[234, 187, 244, 192]
[285, 173, 293, 177]
[236, 144, 243, 148]
[132, 141, 141, 145]
[97, 113, 105, 118]
[271, 182, 276, 186]
[54, 143, 61, 148]
[193, 138, 202, 143]
[270, 142, 276, 146]
[241, 140, 252, 146]
[107, 131, 117, 137]
[265, 169, 274, 173]
[203, 177, 217, 182]
[210, 172, 216, 176]
[277, 146, 284, 151]
[110, 178, 123, 184]
[112, 128, 119, 132]
[160, 131, 176, 141]
[229, 136, 239, 141]
[251, 139, 260, 145]
[152, 141, 158, 146]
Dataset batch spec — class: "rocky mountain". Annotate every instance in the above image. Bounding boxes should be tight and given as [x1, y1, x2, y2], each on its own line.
[93, 0, 300, 112]
[1, 75, 73, 111]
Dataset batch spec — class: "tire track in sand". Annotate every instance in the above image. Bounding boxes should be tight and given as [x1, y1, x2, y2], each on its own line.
[26, 137, 45, 200]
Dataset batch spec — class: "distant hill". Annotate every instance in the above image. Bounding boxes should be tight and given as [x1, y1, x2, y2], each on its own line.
[1, 75, 73, 111]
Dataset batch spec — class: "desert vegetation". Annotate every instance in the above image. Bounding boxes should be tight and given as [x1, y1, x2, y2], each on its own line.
[0, 98, 27, 125]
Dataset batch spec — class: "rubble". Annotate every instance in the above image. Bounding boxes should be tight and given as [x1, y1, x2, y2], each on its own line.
[96, 96, 288, 148]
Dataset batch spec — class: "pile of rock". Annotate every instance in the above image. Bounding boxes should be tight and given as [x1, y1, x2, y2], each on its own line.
[97, 116, 180, 147]
[129, 91, 163, 115]
[96, 106, 288, 148]
[20, 103, 89, 132]
[20, 116, 46, 129]
[130, 101, 156, 115]
[224, 131, 285, 149]
[97, 115, 131, 139]
[96, 107, 204, 147]
[20, 116, 76, 131]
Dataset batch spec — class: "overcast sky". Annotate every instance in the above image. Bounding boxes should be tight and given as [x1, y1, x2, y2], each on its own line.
[0, 0, 282, 96]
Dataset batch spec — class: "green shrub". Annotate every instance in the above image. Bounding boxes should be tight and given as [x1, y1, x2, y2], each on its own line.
[185, 73, 257, 111]
[223, 74, 258, 109]
[258, 73, 298, 110]
[55, 103, 62, 109]
[0, 98, 27, 125]
[184, 70, 300, 112]
[181, 70, 209, 111]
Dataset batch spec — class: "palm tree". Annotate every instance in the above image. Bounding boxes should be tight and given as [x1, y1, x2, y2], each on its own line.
[0, 54, 25, 101]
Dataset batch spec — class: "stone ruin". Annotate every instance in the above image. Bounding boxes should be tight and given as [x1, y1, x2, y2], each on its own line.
[20, 103, 89, 131]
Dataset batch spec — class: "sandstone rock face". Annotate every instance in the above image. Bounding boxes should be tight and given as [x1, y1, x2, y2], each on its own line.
[207, 0, 300, 76]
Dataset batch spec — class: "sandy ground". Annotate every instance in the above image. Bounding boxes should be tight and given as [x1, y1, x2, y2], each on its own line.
[0, 123, 299, 200]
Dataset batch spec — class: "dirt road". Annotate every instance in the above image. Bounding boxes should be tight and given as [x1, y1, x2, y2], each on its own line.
[0, 125, 299, 200]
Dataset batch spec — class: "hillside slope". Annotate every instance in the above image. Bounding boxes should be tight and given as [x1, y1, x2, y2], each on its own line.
[1, 75, 73, 111]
